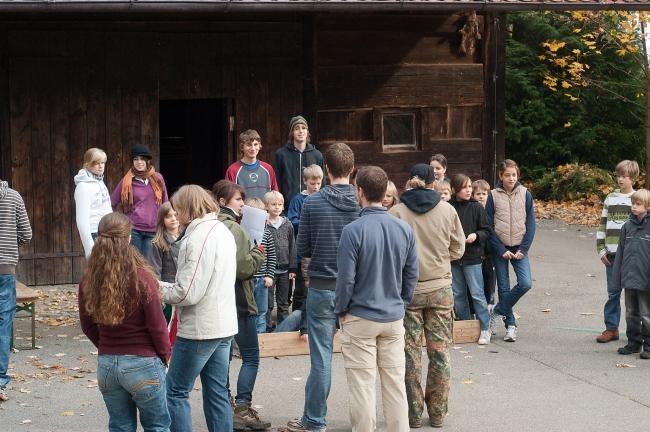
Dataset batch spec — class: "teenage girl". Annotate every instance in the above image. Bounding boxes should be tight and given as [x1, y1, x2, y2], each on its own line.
[449, 174, 491, 345]
[430, 153, 450, 183]
[486, 159, 536, 342]
[382, 180, 400, 210]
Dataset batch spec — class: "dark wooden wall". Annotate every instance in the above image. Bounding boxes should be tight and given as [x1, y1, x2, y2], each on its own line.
[0, 21, 302, 285]
[314, 14, 487, 189]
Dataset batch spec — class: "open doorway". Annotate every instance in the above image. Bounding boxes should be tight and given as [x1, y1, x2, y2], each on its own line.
[159, 99, 233, 194]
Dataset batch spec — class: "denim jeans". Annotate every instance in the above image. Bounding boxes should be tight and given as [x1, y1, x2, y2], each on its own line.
[492, 253, 532, 328]
[233, 315, 260, 405]
[603, 254, 621, 331]
[0, 274, 16, 389]
[302, 287, 337, 430]
[451, 263, 489, 330]
[253, 277, 268, 333]
[97, 355, 170, 432]
[131, 229, 155, 258]
[275, 309, 302, 333]
[166, 336, 233, 432]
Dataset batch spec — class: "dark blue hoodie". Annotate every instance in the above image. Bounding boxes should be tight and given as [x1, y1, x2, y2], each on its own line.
[613, 212, 650, 293]
[296, 184, 360, 283]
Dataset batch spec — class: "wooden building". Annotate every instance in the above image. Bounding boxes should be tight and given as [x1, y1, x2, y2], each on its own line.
[0, 0, 645, 285]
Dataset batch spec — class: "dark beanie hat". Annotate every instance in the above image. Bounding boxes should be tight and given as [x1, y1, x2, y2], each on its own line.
[410, 163, 435, 184]
[130, 144, 152, 160]
[288, 115, 308, 134]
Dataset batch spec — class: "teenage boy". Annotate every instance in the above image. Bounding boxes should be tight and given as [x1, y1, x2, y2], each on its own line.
[613, 189, 650, 358]
[596, 160, 639, 343]
[0, 179, 32, 402]
[226, 129, 278, 200]
[274, 116, 325, 206]
[335, 166, 418, 432]
[286, 143, 360, 432]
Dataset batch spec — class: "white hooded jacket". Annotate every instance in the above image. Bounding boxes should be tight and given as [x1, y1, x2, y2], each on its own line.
[73, 169, 112, 257]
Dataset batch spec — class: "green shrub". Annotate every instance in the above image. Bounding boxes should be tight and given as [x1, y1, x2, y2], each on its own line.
[532, 163, 615, 201]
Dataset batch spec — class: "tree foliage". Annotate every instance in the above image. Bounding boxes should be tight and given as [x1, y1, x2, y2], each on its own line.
[506, 12, 646, 179]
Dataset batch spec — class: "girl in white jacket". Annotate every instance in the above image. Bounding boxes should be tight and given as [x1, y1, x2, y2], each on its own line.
[73, 148, 112, 257]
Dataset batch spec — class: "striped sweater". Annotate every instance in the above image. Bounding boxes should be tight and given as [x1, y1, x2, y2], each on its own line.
[0, 181, 32, 274]
[596, 189, 634, 257]
[253, 226, 277, 279]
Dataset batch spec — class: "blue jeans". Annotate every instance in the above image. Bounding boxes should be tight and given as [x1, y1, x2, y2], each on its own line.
[97, 355, 170, 432]
[166, 336, 233, 432]
[492, 253, 532, 328]
[131, 229, 155, 258]
[451, 263, 489, 330]
[302, 287, 337, 430]
[253, 277, 268, 333]
[233, 316, 260, 405]
[603, 254, 620, 331]
[275, 309, 302, 333]
[0, 274, 16, 389]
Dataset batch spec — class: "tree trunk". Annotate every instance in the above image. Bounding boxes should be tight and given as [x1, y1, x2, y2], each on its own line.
[642, 17, 650, 175]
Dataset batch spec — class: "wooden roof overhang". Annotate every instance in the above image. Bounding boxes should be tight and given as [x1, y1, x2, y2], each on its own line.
[0, 0, 648, 14]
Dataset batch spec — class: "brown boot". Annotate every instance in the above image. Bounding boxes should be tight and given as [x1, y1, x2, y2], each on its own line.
[596, 329, 619, 343]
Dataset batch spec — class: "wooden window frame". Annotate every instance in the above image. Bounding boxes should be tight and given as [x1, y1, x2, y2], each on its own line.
[379, 109, 420, 152]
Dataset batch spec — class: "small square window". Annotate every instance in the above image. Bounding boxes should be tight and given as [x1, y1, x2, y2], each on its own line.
[382, 112, 417, 149]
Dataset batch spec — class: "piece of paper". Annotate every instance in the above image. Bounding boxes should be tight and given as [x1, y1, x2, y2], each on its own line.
[240, 205, 268, 248]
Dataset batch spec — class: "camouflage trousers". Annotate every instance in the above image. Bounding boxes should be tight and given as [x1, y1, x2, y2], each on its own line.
[404, 286, 453, 423]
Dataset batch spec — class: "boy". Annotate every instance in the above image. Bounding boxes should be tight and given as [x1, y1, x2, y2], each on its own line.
[226, 129, 279, 200]
[274, 116, 325, 206]
[0, 179, 32, 402]
[612, 189, 650, 358]
[286, 143, 359, 432]
[245, 198, 278, 334]
[473, 179, 495, 304]
[596, 160, 639, 343]
[263, 191, 297, 330]
[435, 180, 452, 202]
[335, 166, 418, 432]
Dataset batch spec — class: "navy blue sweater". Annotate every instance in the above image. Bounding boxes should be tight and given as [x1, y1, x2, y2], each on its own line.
[296, 184, 360, 282]
[334, 207, 418, 322]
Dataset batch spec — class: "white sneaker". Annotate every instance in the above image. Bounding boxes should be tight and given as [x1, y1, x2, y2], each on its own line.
[488, 305, 503, 335]
[478, 330, 491, 345]
[504, 326, 517, 342]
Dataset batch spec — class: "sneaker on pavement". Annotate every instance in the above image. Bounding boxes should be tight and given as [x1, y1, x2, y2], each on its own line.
[504, 325, 517, 342]
[234, 405, 271, 431]
[0, 387, 8, 402]
[617, 343, 642, 355]
[596, 329, 619, 343]
[286, 418, 326, 432]
[478, 329, 491, 345]
[488, 305, 503, 335]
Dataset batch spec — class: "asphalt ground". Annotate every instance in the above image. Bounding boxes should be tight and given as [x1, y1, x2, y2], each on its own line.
[2, 220, 650, 431]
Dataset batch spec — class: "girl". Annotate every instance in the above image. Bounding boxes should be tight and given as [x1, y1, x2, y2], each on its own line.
[382, 180, 400, 210]
[111, 144, 169, 258]
[160, 185, 239, 432]
[449, 174, 491, 345]
[211, 180, 269, 431]
[74, 148, 112, 258]
[149, 202, 180, 326]
[429, 153, 450, 183]
[79, 212, 171, 432]
[389, 163, 465, 428]
[486, 159, 536, 342]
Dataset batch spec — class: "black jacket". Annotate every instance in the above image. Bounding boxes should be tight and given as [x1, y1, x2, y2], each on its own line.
[613, 212, 650, 293]
[274, 142, 324, 205]
[449, 197, 490, 265]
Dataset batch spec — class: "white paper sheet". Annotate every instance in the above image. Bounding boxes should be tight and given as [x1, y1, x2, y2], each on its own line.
[240, 205, 268, 248]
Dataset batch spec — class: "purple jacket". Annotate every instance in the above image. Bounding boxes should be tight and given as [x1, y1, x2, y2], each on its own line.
[111, 174, 168, 232]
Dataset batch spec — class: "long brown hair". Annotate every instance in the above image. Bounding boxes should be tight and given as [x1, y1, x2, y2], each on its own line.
[152, 202, 175, 252]
[81, 212, 153, 326]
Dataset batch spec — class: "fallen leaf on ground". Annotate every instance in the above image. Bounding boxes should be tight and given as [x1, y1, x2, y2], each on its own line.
[545, 292, 552, 296]
[616, 363, 637, 368]
[462, 379, 474, 384]
[19, 388, 31, 394]
[585, 274, 596, 277]
[580, 312, 594, 316]
[61, 411, 74, 416]
[54, 353, 66, 358]
[541, 309, 551, 313]
[19, 419, 32, 425]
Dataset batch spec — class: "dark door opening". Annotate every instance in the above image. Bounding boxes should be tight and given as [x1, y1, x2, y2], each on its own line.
[159, 99, 233, 195]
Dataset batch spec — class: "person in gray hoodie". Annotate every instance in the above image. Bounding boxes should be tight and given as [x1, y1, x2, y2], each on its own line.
[286, 143, 360, 432]
[0, 179, 32, 402]
[335, 166, 418, 432]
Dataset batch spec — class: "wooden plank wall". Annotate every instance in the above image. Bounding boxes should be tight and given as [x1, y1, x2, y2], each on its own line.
[2, 22, 302, 285]
[315, 14, 486, 190]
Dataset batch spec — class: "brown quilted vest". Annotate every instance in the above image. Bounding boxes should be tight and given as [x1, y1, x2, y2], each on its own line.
[491, 185, 527, 247]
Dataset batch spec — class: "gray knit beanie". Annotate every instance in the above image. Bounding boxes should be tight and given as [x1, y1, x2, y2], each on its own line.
[288, 115, 308, 135]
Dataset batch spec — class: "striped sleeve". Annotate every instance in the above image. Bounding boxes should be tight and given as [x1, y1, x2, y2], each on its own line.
[596, 197, 608, 256]
[254, 227, 277, 278]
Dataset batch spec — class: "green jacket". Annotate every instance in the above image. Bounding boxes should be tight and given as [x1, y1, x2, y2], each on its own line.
[218, 207, 265, 317]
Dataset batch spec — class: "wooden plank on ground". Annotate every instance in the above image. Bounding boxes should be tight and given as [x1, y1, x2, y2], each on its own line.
[256, 319, 480, 358]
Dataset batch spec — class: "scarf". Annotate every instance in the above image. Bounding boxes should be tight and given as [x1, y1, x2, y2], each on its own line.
[119, 165, 163, 211]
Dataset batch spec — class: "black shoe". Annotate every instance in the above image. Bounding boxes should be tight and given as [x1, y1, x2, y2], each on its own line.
[640, 351, 650, 360]
[617, 344, 642, 355]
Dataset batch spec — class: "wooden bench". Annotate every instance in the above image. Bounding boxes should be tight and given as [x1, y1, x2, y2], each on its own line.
[255, 319, 480, 358]
[11, 281, 39, 350]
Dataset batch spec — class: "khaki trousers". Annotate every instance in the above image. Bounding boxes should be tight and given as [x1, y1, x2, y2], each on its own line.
[340, 314, 409, 432]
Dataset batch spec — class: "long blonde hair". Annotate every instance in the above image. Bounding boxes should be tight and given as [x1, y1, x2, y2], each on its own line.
[81, 212, 153, 325]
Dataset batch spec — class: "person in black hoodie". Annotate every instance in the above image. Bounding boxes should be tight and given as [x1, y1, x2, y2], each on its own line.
[274, 116, 325, 206]
[449, 174, 491, 345]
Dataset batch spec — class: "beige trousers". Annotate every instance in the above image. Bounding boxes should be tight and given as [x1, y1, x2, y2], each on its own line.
[340, 314, 409, 432]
